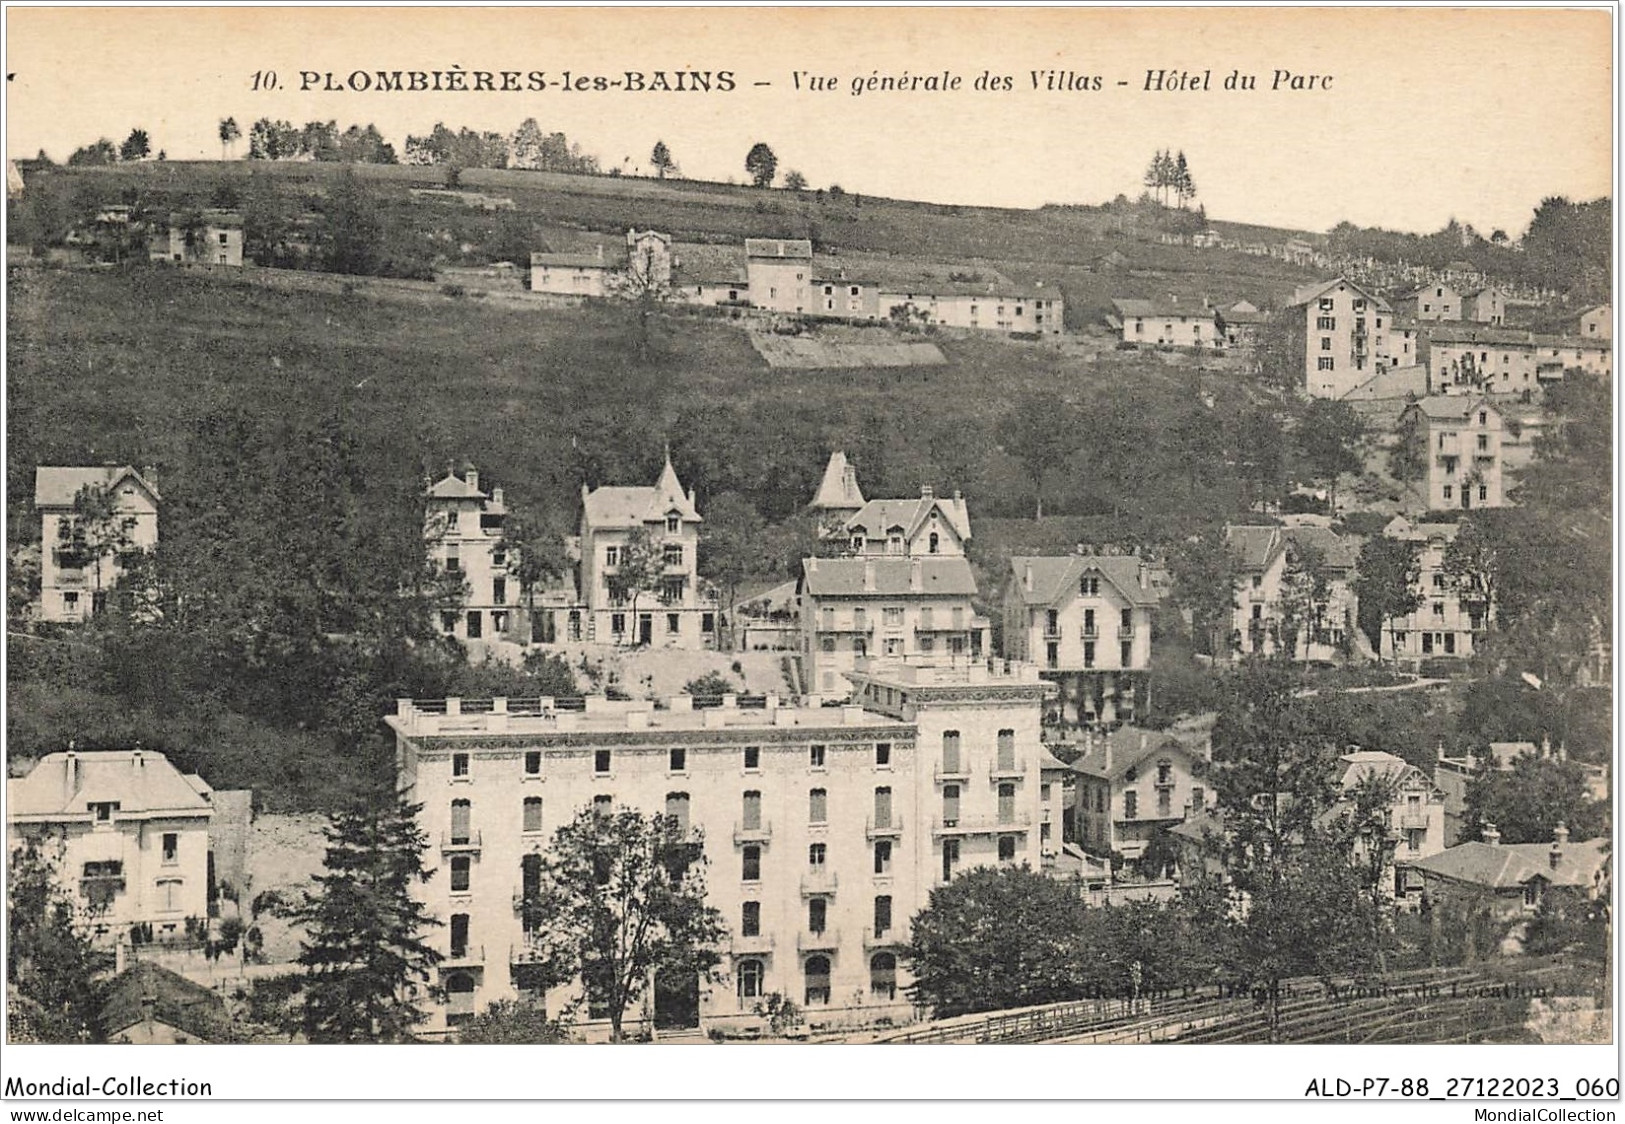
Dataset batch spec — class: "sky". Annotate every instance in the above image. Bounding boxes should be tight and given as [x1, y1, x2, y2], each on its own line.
[4, 6, 1613, 236]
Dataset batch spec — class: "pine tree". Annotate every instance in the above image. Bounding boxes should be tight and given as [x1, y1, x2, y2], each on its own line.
[1175, 150, 1195, 207]
[292, 796, 443, 1042]
[650, 140, 675, 179]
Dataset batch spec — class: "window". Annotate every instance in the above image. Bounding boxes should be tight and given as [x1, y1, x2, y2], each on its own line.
[450, 800, 472, 844]
[884, 638, 903, 657]
[1191, 787, 1205, 813]
[1080, 576, 1099, 596]
[1124, 790, 1138, 820]
[523, 796, 544, 834]
[1478, 410, 1487, 425]
[1478, 484, 1487, 501]
[1319, 298, 1335, 311]
[942, 784, 961, 826]
[663, 544, 682, 566]
[1320, 337, 1333, 351]
[665, 792, 690, 833]
[1477, 433, 1489, 451]
[1121, 640, 1133, 666]
[452, 753, 470, 778]
[742, 845, 761, 882]
[874, 786, 893, 828]
[809, 842, 826, 868]
[666, 514, 680, 533]
[670, 747, 687, 773]
[820, 636, 836, 653]
[742, 790, 762, 830]
[809, 788, 828, 825]
[593, 794, 613, 817]
[445, 972, 477, 1025]
[667, 613, 680, 634]
[605, 546, 621, 567]
[737, 957, 764, 1000]
[161, 833, 178, 864]
[1444, 633, 1456, 655]
[1084, 641, 1096, 668]
[445, 547, 461, 573]
[1443, 484, 1453, 501]
[450, 914, 470, 959]
[1157, 761, 1172, 786]
[740, 900, 762, 938]
[595, 749, 612, 775]
[998, 835, 1017, 863]
[611, 613, 626, 634]
[450, 855, 471, 893]
[743, 747, 761, 771]
[996, 729, 1016, 771]
[883, 606, 904, 627]
[873, 894, 892, 937]
[875, 742, 891, 767]
[524, 751, 542, 776]
[805, 956, 832, 1006]
[1316, 316, 1336, 330]
[874, 840, 893, 875]
[942, 731, 962, 773]
[493, 577, 506, 604]
[808, 897, 828, 934]
[809, 744, 826, 769]
[997, 782, 1016, 824]
[941, 839, 960, 882]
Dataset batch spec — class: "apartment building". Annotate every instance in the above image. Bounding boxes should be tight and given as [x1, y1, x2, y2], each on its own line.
[1378, 517, 1486, 666]
[1429, 326, 1613, 394]
[1285, 278, 1394, 398]
[1396, 396, 1507, 512]
[1226, 524, 1359, 662]
[576, 455, 718, 649]
[388, 657, 1054, 1038]
[1001, 554, 1157, 728]
[425, 467, 522, 644]
[35, 465, 160, 624]
[798, 556, 987, 696]
[6, 750, 214, 945]
[1109, 298, 1225, 349]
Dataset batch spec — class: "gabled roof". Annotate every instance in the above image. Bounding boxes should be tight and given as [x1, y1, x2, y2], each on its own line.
[582, 455, 701, 528]
[744, 238, 813, 260]
[1224, 524, 1355, 572]
[800, 556, 977, 597]
[1288, 277, 1391, 311]
[426, 473, 488, 500]
[1403, 395, 1498, 423]
[34, 466, 161, 508]
[845, 495, 971, 545]
[7, 750, 214, 822]
[1007, 555, 1159, 608]
[1071, 726, 1203, 781]
[1111, 298, 1215, 320]
[809, 451, 866, 512]
[531, 249, 620, 269]
[1426, 325, 1536, 347]
[1411, 839, 1609, 892]
[101, 962, 229, 1042]
[1039, 748, 1074, 773]
[1337, 750, 1430, 792]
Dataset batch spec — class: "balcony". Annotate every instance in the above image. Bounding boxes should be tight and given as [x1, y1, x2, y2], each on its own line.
[733, 820, 772, 845]
[933, 815, 1032, 837]
[79, 875, 127, 895]
[865, 817, 904, 840]
[800, 870, 839, 896]
[512, 885, 542, 912]
[934, 763, 971, 783]
[440, 831, 482, 854]
[798, 929, 840, 953]
[442, 945, 486, 970]
[1042, 625, 1062, 640]
[864, 927, 906, 949]
[989, 758, 1026, 781]
[55, 569, 88, 588]
[510, 937, 549, 966]
[1400, 813, 1432, 832]
[731, 932, 776, 956]
[1119, 623, 1136, 638]
[1081, 626, 1099, 640]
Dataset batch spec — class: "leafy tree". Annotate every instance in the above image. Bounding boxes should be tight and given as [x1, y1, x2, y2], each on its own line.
[219, 117, 241, 160]
[317, 170, 383, 276]
[783, 169, 808, 192]
[510, 118, 547, 169]
[1276, 540, 1330, 660]
[496, 504, 570, 644]
[905, 866, 1088, 1018]
[1463, 753, 1607, 844]
[118, 128, 152, 162]
[455, 999, 575, 1043]
[1168, 525, 1239, 655]
[67, 138, 118, 166]
[291, 796, 444, 1042]
[683, 670, 736, 697]
[610, 527, 665, 647]
[521, 806, 726, 1041]
[1353, 535, 1422, 659]
[996, 391, 1080, 519]
[247, 117, 302, 160]
[649, 140, 676, 179]
[1295, 399, 1364, 513]
[745, 142, 778, 189]
[7, 834, 109, 1043]
[1389, 406, 1427, 483]
[60, 482, 140, 609]
[698, 490, 766, 634]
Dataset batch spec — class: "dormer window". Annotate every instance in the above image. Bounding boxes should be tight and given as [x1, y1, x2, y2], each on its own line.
[1080, 576, 1099, 596]
[90, 801, 120, 822]
[666, 514, 680, 533]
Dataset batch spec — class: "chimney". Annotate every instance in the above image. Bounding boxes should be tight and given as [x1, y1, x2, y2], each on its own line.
[863, 560, 875, 592]
[1023, 563, 1033, 593]
[466, 469, 479, 493]
[1435, 738, 1446, 762]
[1550, 823, 1567, 869]
[910, 558, 922, 592]
[920, 484, 934, 500]
[64, 748, 79, 804]
[1138, 561, 1149, 590]
[491, 486, 504, 506]
[133, 749, 144, 768]
[596, 244, 604, 262]
[1540, 734, 1552, 759]
[1102, 730, 1111, 774]
[1481, 821, 1501, 846]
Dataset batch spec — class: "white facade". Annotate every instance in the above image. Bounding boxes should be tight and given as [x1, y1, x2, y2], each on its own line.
[425, 468, 522, 644]
[1378, 519, 1485, 665]
[35, 466, 160, 624]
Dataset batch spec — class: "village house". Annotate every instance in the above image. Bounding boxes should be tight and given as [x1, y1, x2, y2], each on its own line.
[1377, 517, 1486, 666]
[1329, 750, 1447, 901]
[1070, 725, 1210, 868]
[6, 750, 214, 947]
[1578, 304, 1611, 340]
[882, 280, 1063, 335]
[574, 454, 717, 650]
[798, 555, 987, 696]
[100, 961, 231, 1044]
[424, 467, 523, 645]
[1396, 396, 1508, 512]
[1001, 553, 1157, 729]
[812, 275, 882, 319]
[1226, 524, 1360, 663]
[34, 465, 160, 624]
[530, 229, 673, 297]
[1110, 297, 1225, 349]
[840, 485, 972, 559]
[1408, 825, 1609, 924]
[1217, 300, 1267, 351]
[1429, 326, 1612, 394]
[1284, 279, 1394, 398]
[1460, 287, 1507, 325]
[387, 657, 1054, 1038]
[149, 210, 243, 266]
[745, 237, 814, 314]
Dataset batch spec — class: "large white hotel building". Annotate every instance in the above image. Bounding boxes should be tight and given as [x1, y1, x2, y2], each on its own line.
[388, 658, 1063, 1039]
